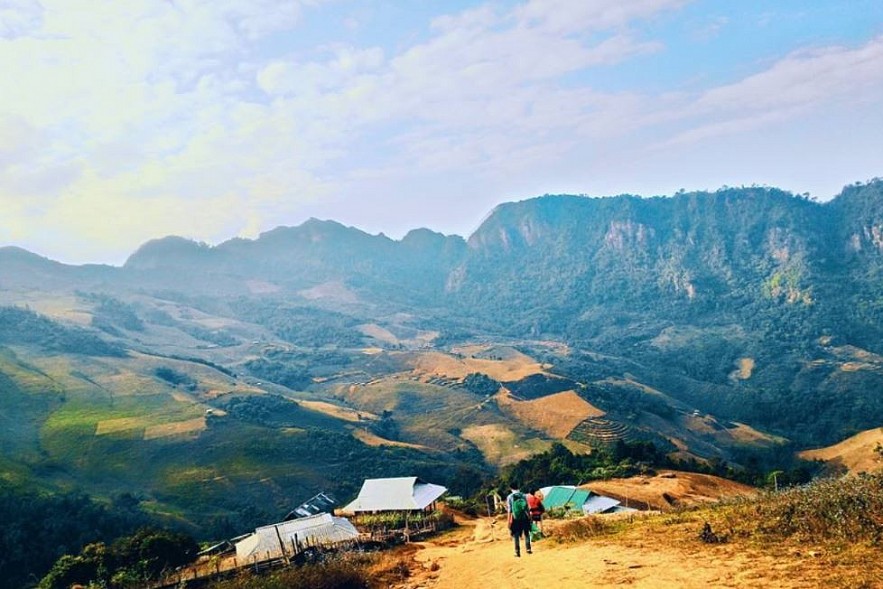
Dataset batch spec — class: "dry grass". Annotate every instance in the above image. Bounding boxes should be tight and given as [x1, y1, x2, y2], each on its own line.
[551, 515, 618, 543]
[297, 280, 359, 303]
[300, 400, 377, 423]
[497, 389, 603, 438]
[585, 470, 758, 511]
[356, 323, 399, 344]
[143, 416, 206, 439]
[459, 424, 549, 466]
[95, 417, 147, 435]
[407, 349, 545, 382]
[710, 473, 883, 544]
[799, 427, 883, 474]
[719, 421, 787, 446]
[206, 551, 411, 589]
[731, 357, 755, 380]
[351, 428, 429, 450]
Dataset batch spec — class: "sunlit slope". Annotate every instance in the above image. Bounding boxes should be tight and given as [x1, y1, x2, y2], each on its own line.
[0, 342, 478, 531]
[799, 427, 883, 474]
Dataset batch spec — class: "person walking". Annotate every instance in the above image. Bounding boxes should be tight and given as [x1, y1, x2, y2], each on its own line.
[527, 489, 546, 534]
[506, 484, 532, 557]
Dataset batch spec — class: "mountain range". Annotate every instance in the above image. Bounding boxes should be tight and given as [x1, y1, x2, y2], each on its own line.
[2, 178, 883, 535]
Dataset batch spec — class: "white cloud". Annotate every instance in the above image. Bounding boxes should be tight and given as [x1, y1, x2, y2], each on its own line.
[698, 37, 883, 113]
[514, 0, 690, 34]
[0, 0, 42, 39]
[663, 36, 883, 147]
[1, 0, 879, 263]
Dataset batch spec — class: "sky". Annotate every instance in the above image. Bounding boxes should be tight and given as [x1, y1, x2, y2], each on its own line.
[1, 0, 882, 266]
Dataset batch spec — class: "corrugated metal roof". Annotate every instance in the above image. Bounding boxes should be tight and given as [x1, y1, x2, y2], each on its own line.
[343, 476, 447, 512]
[582, 495, 621, 514]
[235, 513, 359, 561]
[539, 485, 622, 515]
[542, 486, 592, 511]
[285, 491, 337, 520]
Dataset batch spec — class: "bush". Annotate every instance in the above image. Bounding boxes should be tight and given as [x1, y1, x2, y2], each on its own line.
[207, 552, 410, 589]
[716, 473, 883, 543]
[553, 516, 615, 543]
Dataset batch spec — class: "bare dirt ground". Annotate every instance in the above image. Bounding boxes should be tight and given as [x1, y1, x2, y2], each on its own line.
[394, 513, 879, 589]
[584, 470, 757, 511]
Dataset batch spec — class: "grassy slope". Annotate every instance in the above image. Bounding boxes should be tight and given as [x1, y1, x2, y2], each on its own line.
[0, 342, 480, 533]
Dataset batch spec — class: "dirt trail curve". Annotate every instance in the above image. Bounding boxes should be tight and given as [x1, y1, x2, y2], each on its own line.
[396, 517, 839, 589]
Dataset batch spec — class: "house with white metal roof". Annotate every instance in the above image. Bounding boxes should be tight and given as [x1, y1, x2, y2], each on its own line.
[342, 476, 447, 513]
[234, 513, 359, 561]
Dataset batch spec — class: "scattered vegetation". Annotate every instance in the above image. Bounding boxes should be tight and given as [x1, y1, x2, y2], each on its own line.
[462, 372, 500, 396]
[244, 357, 312, 390]
[38, 527, 198, 589]
[230, 300, 364, 347]
[352, 509, 454, 533]
[491, 441, 671, 497]
[155, 366, 197, 389]
[81, 293, 146, 333]
[552, 515, 616, 543]
[503, 373, 576, 400]
[206, 552, 411, 589]
[713, 472, 883, 544]
[0, 305, 126, 356]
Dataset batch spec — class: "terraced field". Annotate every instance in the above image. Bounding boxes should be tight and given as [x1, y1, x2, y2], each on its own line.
[566, 417, 634, 447]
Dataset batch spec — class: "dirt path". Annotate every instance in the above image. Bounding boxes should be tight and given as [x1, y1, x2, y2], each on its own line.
[395, 516, 863, 589]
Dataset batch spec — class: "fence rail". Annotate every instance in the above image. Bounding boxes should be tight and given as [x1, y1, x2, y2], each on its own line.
[145, 519, 444, 589]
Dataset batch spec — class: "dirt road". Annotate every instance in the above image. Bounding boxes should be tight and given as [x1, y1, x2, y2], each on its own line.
[398, 516, 862, 589]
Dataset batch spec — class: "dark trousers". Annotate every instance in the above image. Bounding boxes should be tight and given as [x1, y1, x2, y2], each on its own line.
[510, 518, 532, 555]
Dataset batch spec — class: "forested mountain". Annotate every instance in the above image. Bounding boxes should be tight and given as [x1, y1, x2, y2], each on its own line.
[2, 179, 883, 584]
[3, 181, 883, 446]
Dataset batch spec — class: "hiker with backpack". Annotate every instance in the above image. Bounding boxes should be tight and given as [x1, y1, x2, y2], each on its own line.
[506, 484, 532, 557]
[527, 489, 546, 534]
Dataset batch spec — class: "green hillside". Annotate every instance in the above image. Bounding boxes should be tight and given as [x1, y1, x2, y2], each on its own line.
[3, 179, 883, 557]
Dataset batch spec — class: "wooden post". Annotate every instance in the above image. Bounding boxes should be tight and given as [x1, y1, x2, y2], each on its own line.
[274, 524, 289, 564]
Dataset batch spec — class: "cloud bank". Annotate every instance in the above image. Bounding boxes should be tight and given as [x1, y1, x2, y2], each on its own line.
[0, 0, 881, 263]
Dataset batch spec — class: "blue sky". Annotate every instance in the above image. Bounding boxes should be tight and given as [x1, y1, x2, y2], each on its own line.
[1, 0, 882, 265]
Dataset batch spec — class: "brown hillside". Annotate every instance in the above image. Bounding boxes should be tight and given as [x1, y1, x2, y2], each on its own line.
[584, 470, 757, 510]
[799, 427, 883, 474]
[408, 349, 545, 382]
[496, 389, 603, 438]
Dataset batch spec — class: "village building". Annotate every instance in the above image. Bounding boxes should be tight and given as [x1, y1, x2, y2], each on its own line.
[540, 485, 631, 515]
[284, 491, 337, 520]
[342, 476, 447, 513]
[234, 513, 359, 562]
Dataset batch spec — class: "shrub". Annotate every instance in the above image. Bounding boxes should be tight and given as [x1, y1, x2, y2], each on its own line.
[716, 473, 883, 544]
[553, 516, 615, 543]
[207, 552, 410, 589]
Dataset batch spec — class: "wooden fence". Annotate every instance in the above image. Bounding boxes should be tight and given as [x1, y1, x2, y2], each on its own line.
[144, 519, 446, 589]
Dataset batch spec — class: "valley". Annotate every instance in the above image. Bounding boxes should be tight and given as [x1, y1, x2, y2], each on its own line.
[3, 182, 883, 585]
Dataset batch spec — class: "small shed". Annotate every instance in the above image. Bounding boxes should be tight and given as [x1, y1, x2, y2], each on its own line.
[234, 513, 359, 561]
[343, 477, 447, 513]
[284, 491, 338, 520]
[541, 485, 621, 515]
